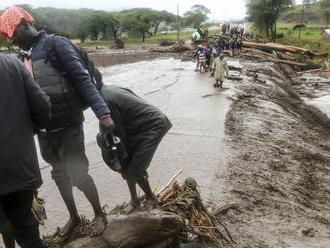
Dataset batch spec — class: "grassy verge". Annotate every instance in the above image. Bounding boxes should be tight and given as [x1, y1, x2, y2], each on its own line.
[81, 29, 220, 48]
[276, 22, 330, 52]
[81, 32, 193, 47]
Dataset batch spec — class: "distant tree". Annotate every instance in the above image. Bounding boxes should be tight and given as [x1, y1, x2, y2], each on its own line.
[121, 9, 155, 42]
[183, 4, 211, 28]
[150, 10, 176, 35]
[320, 0, 330, 28]
[246, 0, 294, 42]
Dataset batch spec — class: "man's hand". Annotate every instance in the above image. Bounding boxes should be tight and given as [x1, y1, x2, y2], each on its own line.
[99, 115, 115, 135]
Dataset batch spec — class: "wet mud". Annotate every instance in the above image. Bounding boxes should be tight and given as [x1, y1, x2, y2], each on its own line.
[213, 60, 330, 248]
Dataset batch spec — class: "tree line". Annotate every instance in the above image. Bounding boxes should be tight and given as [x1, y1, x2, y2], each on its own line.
[246, 0, 330, 42]
[0, 4, 211, 48]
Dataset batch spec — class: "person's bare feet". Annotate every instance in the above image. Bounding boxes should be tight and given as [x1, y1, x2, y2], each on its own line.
[125, 199, 141, 214]
[59, 217, 81, 237]
[91, 215, 107, 237]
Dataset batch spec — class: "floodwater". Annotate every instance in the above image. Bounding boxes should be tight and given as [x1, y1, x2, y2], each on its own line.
[36, 58, 234, 235]
[299, 73, 330, 119]
[306, 95, 330, 118]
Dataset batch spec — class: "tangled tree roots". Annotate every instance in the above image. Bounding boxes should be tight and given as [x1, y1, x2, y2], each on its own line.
[45, 176, 233, 248]
[158, 177, 233, 247]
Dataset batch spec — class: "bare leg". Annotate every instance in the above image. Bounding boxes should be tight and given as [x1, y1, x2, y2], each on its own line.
[136, 176, 155, 201]
[77, 176, 107, 236]
[127, 178, 141, 209]
[213, 79, 219, 88]
[56, 181, 81, 237]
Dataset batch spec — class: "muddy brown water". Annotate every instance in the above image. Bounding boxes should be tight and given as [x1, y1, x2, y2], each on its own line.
[35, 57, 235, 236]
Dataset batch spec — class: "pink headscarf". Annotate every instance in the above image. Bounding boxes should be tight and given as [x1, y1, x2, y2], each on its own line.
[0, 6, 34, 39]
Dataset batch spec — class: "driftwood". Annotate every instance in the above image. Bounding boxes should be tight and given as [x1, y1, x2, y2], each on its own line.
[241, 53, 308, 67]
[242, 41, 328, 58]
[65, 210, 183, 248]
[297, 68, 323, 75]
[151, 43, 190, 53]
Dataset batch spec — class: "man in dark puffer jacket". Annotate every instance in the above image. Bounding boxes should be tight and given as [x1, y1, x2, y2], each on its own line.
[0, 7, 114, 236]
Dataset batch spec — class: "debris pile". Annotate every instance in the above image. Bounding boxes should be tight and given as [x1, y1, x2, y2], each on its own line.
[160, 40, 176, 47]
[111, 39, 124, 49]
[45, 173, 233, 248]
[158, 177, 233, 247]
[241, 41, 329, 70]
[151, 42, 190, 53]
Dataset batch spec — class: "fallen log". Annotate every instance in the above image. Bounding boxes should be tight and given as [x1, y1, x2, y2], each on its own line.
[242, 48, 277, 59]
[243, 41, 298, 53]
[297, 68, 323, 75]
[65, 210, 183, 248]
[242, 41, 328, 58]
[241, 54, 308, 67]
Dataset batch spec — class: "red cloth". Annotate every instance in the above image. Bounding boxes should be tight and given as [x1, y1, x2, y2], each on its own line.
[0, 6, 34, 39]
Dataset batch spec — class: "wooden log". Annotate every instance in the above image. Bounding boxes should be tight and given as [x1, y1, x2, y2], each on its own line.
[297, 68, 323, 75]
[242, 41, 298, 53]
[242, 41, 327, 58]
[65, 210, 183, 248]
[241, 54, 308, 67]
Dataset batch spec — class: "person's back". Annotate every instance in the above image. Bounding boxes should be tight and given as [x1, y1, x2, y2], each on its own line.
[197, 49, 206, 61]
[0, 53, 50, 248]
[0, 54, 49, 193]
[99, 84, 171, 210]
[0, 6, 115, 235]
[100, 85, 170, 139]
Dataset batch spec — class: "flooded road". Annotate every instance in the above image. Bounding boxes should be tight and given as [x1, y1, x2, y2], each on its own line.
[38, 58, 234, 235]
[297, 72, 330, 119]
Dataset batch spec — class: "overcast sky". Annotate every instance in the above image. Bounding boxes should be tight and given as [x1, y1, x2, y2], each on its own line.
[0, 0, 304, 21]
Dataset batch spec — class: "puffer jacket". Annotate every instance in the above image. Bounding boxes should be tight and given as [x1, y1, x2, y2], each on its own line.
[30, 31, 110, 130]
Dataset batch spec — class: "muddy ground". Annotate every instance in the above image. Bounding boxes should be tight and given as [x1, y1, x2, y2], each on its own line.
[214, 61, 330, 247]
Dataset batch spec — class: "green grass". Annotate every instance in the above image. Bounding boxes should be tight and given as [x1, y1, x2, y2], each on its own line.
[81, 29, 220, 47]
[249, 22, 330, 53]
[82, 32, 193, 47]
[276, 22, 330, 52]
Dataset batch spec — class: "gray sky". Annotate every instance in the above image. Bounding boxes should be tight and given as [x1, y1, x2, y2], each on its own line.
[0, 0, 304, 21]
[0, 0, 246, 21]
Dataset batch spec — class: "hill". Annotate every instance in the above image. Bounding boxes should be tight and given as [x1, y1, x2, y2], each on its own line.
[280, 2, 323, 24]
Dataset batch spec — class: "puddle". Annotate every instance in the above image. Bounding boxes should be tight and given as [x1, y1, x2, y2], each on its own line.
[305, 95, 330, 118]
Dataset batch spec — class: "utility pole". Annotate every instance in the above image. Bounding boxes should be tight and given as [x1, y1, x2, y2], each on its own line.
[299, 0, 310, 39]
[177, 3, 180, 43]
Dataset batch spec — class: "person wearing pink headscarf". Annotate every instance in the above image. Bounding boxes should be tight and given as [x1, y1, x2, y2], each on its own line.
[0, 6, 34, 40]
[0, 6, 114, 237]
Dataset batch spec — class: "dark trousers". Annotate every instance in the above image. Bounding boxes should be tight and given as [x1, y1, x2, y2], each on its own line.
[123, 117, 172, 181]
[38, 124, 90, 187]
[0, 209, 15, 248]
[0, 191, 44, 248]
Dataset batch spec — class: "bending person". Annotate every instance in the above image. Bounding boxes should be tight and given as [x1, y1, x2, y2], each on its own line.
[97, 85, 172, 210]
